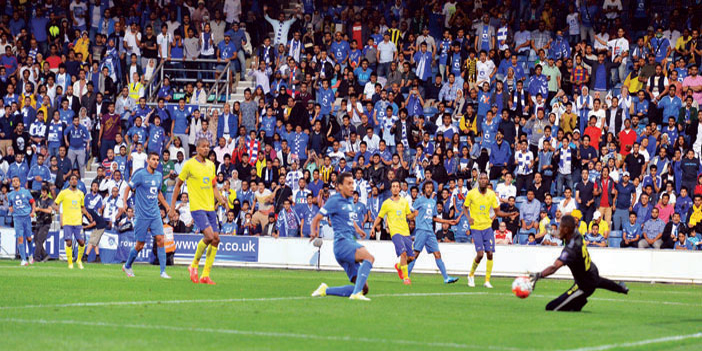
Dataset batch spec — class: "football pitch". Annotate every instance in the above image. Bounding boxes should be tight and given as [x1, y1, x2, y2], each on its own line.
[0, 261, 700, 351]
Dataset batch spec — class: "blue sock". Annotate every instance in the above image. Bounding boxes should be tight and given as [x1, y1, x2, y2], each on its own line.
[157, 246, 166, 274]
[435, 258, 449, 280]
[326, 285, 354, 297]
[17, 242, 26, 261]
[125, 248, 139, 269]
[352, 260, 373, 295]
[408, 260, 416, 276]
[28, 240, 35, 257]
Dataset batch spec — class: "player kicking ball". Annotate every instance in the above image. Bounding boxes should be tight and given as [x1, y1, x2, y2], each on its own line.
[53, 175, 92, 270]
[169, 138, 230, 285]
[463, 172, 514, 288]
[529, 215, 629, 311]
[371, 180, 416, 285]
[406, 182, 459, 284]
[310, 172, 374, 301]
[122, 153, 173, 279]
[8, 177, 36, 266]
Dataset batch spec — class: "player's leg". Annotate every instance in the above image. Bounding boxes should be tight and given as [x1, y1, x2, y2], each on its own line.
[391, 234, 409, 280]
[407, 250, 421, 276]
[14, 218, 27, 264]
[24, 219, 35, 263]
[483, 230, 495, 288]
[64, 228, 74, 268]
[349, 246, 374, 299]
[546, 284, 590, 312]
[596, 277, 629, 294]
[74, 227, 86, 269]
[468, 229, 486, 287]
[200, 211, 221, 284]
[150, 217, 169, 278]
[189, 211, 211, 281]
[322, 260, 356, 297]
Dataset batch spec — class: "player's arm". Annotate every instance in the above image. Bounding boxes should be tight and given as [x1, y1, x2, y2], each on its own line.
[157, 191, 171, 213]
[81, 205, 92, 222]
[530, 258, 564, 289]
[122, 184, 132, 209]
[30, 197, 36, 217]
[309, 212, 324, 241]
[353, 221, 366, 239]
[169, 178, 184, 219]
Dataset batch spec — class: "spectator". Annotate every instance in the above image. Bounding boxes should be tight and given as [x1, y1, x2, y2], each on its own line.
[640, 207, 665, 249]
[494, 221, 513, 245]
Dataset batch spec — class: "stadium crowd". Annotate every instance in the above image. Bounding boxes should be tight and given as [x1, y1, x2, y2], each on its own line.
[1, 0, 702, 260]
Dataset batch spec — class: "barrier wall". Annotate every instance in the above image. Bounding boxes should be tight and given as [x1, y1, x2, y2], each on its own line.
[2, 228, 701, 284]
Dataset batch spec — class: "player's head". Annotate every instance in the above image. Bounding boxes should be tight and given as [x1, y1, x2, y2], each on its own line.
[558, 215, 577, 241]
[147, 152, 160, 171]
[195, 138, 210, 159]
[391, 180, 401, 196]
[422, 181, 433, 197]
[11, 176, 20, 190]
[69, 174, 78, 189]
[478, 171, 489, 192]
[338, 172, 354, 198]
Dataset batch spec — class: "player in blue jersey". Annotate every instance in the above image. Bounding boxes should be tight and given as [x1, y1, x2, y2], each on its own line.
[407, 182, 459, 283]
[122, 153, 173, 278]
[310, 172, 374, 301]
[8, 176, 36, 266]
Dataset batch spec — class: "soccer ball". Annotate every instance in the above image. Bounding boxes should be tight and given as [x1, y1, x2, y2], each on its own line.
[512, 276, 532, 299]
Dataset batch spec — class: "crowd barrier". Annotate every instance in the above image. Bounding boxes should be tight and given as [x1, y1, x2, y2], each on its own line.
[1, 228, 700, 284]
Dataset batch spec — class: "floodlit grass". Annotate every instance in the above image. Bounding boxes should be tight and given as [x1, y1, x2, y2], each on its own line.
[0, 260, 700, 350]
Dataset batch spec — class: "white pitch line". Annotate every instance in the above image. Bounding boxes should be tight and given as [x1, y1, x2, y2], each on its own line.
[0, 291, 699, 310]
[0, 317, 529, 351]
[560, 332, 702, 351]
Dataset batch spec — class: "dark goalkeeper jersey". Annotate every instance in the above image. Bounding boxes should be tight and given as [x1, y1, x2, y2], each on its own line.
[558, 232, 600, 291]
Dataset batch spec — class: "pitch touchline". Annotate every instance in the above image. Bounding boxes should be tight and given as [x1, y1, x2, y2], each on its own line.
[0, 318, 528, 351]
[0, 291, 699, 310]
[559, 332, 702, 351]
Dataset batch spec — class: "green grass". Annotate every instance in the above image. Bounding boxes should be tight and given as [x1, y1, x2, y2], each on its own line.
[0, 260, 700, 351]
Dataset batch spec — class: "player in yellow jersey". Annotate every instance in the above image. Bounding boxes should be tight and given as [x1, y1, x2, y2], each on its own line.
[169, 138, 230, 285]
[53, 175, 92, 270]
[462, 172, 516, 288]
[371, 180, 416, 285]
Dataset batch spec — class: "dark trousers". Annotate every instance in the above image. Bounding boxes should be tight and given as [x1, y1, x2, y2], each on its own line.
[546, 278, 626, 311]
[620, 239, 639, 248]
[542, 175, 553, 194]
[34, 223, 50, 261]
[515, 173, 533, 196]
[100, 139, 116, 161]
[489, 165, 504, 180]
[580, 205, 595, 223]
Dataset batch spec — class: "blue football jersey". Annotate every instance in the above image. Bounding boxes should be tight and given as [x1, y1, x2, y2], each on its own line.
[412, 196, 437, 232]
[319, 194, 357, 242]
[8, 188, 33, 217]
[128, 168, 163, 219]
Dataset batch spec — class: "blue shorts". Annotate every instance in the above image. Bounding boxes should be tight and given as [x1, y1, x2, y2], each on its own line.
[13, 216, 32, 238]
[391, 234, 414, 257]
[134, 217, 165, 242]
[192, 210, 219, 233]
[333, 238, 363, 281]
[64, 225, 85, 242]
[472, 228, 494, 253]
[413, 229, 440, 253]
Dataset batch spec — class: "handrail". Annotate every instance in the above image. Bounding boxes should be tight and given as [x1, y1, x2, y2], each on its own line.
[144, 59, 166, 103]
[205, 60, 231, 105]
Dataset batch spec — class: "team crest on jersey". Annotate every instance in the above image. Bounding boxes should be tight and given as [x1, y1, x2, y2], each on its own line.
[151, 180, 156, 185]
[72, 200, 78, 206]
[149, 187, 158, 195]
[203, 177, 210, 184]
[480, 205, 486, 211]
[396, 210, 402, 216]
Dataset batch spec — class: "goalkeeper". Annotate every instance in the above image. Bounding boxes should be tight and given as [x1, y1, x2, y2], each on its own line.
[529, 215, 629, 311]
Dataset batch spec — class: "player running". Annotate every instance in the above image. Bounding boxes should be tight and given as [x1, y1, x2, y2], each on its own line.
[122, 152, 173, 279]
[53, 175, 92, 270]
[310, 172, 374, 301]
[463, 172, 514, 288]
[371, 180, 416, 285]
[8, 176, 36, 266]
[407, 182, 459, 284]
[169, 138, 230, 285]
[529, 215, 629, 311]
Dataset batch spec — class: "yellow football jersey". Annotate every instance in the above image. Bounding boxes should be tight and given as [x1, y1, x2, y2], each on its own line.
[463, 188, 499, 231]
[55, 188, 85, 226]
[378, 197, 411, 237]
[179, 158, 217, 212]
